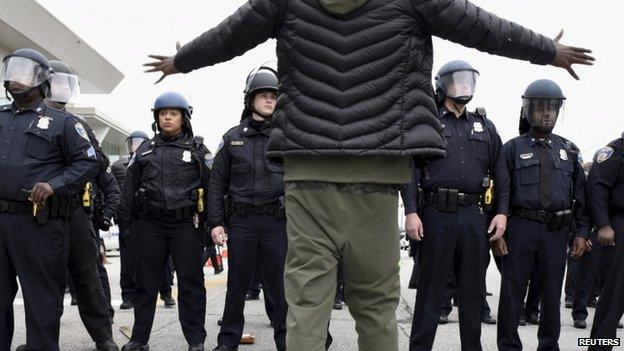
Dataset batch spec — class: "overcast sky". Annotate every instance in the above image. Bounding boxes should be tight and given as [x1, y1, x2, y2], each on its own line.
[36, 0, 621, 161]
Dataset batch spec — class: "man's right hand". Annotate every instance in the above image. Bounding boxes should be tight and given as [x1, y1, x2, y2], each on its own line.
[597, 225, 616, 247]
[211, 226, 228, 246]
[550, 29, 595, 80]
[405, 213, 424, 241]
[490, 237, 508, 257]
[144, 41, 182, 84]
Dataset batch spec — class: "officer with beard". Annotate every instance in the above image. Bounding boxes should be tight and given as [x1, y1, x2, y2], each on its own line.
[407, 60, 509, 351]
[208, 66, 287, 351]
[0, 48, 98, 351]
[495, 79, 590, 350]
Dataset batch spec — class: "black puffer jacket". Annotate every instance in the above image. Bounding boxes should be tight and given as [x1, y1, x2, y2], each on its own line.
[174, 0, 556, 161]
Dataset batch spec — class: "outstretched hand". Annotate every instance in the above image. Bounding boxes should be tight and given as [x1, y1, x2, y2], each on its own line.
[144, 41, 182, 84]
[550, 29, 595, 80]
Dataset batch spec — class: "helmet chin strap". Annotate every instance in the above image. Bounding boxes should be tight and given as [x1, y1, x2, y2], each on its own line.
[450, 96, 473, 106]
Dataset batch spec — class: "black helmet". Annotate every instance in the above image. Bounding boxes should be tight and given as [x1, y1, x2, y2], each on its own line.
[151, 92, 193, 133]
[435, 60, 479, 106]
[48, 60, 80, 104]
[1, 48, 53, 100]
[521, 79, 566, 134]
[125, 131, 149, 155]
[244, 66, 278, 109]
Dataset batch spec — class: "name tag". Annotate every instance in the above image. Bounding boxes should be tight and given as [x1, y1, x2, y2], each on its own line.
[520, 153, 534, 160]
[231, 141, 244, 146]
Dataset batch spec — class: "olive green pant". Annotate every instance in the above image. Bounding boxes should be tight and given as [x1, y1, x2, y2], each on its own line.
[284, 185, 400, 351]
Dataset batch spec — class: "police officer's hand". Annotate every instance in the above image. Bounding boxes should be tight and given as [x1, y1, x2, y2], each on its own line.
[211, 226, 228, 246]
[405, 213, 424, 241]
[98, 217, 112, 231]
[144, 41, 182, 84]
[550, 29, 595, 80]
[487, 214, 507, 242]
[597, 225, 616, 247]
[29, 182, 54, 205]
[490, 237, 508, 257]
[570, 236, 590, 260]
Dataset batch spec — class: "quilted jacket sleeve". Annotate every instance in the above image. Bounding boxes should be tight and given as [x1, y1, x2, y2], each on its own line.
[414, 0, 557, 65]
[174, 0, 286, 73]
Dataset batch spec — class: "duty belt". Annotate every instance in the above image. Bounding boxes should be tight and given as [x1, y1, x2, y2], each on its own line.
[143, 205, 196, 221]
[424, 188, 482, 213]
[0, 200, 27, 213]
[511, 206, 573, 231]
[232, 200, 285, 218]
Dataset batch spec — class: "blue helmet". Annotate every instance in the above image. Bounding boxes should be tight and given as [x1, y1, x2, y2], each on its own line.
[522, 79, 566, 100]
[152, 91, 193, 120]
[435, 60, 479, 105]
[520, 79, 566, 134]
[2, 48, 53, 99]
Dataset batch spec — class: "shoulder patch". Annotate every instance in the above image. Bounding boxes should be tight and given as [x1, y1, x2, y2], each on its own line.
[75, 123, 90, 142]
[595, 147, 614, 163]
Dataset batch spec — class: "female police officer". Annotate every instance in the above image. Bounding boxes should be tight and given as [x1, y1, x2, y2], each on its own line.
[119, 92, 211, 351]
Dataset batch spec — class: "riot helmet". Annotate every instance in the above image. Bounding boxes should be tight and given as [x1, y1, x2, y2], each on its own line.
[521, 79, 566, 134]
[435, 60, 479, 106]
[125, 131, 149, 155]
[48, 60, 80, 104]
[151, 91, 193, 134]
[1, 48, 53, 101]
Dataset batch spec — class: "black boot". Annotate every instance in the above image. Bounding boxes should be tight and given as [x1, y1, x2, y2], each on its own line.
[121, 341, 149, 351]
[120, 300, 134, 310]
[96, 339, 120, 351]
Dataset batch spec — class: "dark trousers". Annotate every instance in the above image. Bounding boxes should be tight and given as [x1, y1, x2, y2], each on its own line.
[589, 215, 624, 351]
[571, 232, 600, 321]
[440, 267, 492, 319]
[96, 252, 115, 321]
[564, 254, 578, 302]
[130, 218, 206, 345]
[202, 244, 222, 272]
[119, 227, 175, 304]
[67, 208, 112, 342]
[524, 268, 540, 319]
[218, 212, 287, 350]
[0, 213, 69, 351]
[409, 240, 420, 289]
[119, 228, 135, 303]
[410, 204, 488, 351]
[247, 263, 276, 324]
[497, 217, 569, 351]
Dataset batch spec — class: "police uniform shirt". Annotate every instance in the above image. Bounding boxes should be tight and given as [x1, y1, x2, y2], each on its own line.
[419, 107, 510, 214]
[0, 101, 98, 201]
[504, 133, 590, 236]
[587, 138, 624, 227]
[120, 131, 211, 218]
[207, 116, 285, 228]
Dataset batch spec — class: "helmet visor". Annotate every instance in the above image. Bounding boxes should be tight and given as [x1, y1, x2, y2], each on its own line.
[49, 72, 80, 103]
[126, 137, 147, 154]
[523, 98, 565, 129]
[1, 56, 51, 87]
[438, 70, 478, 99]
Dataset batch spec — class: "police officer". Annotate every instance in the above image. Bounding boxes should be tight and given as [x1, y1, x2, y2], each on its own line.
[45, 59, 119, 350]
[495, 79, 590, 350]
[118, 92, 209, 351]
[587, 133, 624, 350]
[0, 48, 98, 351]
[209, 66, 287, 351]
[407, 60, 509, 350]
[112, 131, 176, 310]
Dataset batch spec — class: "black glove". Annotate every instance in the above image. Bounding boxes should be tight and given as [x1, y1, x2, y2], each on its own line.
[98, 216, 111, 231]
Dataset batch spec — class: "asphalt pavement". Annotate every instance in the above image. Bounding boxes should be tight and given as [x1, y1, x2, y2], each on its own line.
[10, 250, 613, 350]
